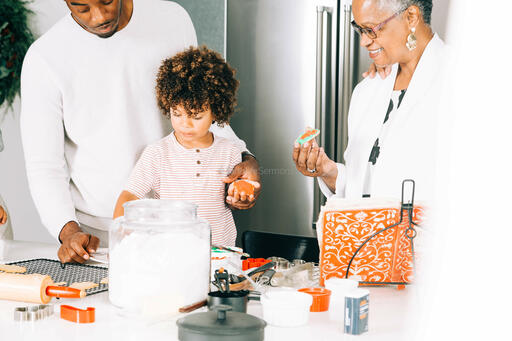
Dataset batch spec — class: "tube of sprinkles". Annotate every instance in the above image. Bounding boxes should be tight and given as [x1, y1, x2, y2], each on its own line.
[344, 288, 370, 335]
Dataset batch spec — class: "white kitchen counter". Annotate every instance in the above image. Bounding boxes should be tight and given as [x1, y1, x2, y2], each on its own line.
[0, 240, 412, 340]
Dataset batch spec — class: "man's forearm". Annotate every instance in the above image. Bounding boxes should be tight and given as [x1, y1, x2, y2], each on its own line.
[242, 151, 256, 162]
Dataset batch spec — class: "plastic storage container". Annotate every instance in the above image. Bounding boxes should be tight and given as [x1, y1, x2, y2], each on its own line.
[109, 200, 210, 318]
[260, 289, 313, 327]
[325, 278, 359, 322]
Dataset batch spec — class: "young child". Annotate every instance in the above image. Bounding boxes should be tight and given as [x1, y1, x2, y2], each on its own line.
[113, 46, 245, 246]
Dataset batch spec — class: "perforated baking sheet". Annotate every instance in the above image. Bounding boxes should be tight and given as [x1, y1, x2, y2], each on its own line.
[5, 258, 108, 296]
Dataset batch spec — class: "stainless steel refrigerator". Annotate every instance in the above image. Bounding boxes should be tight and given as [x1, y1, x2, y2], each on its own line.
[226, 0, 371, 243]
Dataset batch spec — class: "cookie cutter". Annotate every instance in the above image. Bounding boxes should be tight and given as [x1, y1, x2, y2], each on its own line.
[13, 307, 27, 321]
[14, 304, 54, 321]
[266, 257, 290, 271]
[291, 259, 306, 266]
[60, 305, 95, 323]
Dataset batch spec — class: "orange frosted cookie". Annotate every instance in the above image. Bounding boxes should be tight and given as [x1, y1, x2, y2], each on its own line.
[233, 180, 256, 196]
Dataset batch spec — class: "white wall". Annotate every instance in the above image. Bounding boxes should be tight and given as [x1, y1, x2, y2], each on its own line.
[431, 0, 451, 39]
[0, 1, 68, 243]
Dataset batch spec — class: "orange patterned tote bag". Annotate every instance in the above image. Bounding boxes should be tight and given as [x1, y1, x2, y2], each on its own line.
[317, 198, 423, 286]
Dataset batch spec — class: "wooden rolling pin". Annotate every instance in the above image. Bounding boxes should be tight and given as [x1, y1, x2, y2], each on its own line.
[0, 273, 85, 304]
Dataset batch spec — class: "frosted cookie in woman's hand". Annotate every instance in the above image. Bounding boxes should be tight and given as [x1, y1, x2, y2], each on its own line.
[296, 128, 320, 146]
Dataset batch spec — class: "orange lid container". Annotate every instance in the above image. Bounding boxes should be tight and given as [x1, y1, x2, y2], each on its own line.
[242, 258, 271, 271]
[298, 288, 331, 312]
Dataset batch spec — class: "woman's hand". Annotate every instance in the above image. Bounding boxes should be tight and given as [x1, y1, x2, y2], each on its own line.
[223, 155, 261, 210]
[0, 205, 7, 225]
[292, 139, 338, 182]
[363, 63, 392, 79]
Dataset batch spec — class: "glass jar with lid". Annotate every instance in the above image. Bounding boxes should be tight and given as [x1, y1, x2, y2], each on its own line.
[109, 199, 210, 318]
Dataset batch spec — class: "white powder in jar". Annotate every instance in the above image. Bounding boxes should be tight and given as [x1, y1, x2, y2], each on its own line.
[109, 228, 210, 318]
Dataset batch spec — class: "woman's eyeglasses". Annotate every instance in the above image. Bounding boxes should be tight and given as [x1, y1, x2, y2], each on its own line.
[351, 11, 400, 39]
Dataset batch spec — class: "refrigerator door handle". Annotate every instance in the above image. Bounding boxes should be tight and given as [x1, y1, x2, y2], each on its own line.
[338, 3, 353, 164]
[315, 6, 325, 143]
[313, 5, 332, 229]
[315, 6, 331, 147]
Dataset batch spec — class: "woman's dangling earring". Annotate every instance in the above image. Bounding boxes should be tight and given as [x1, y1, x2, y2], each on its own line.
[406, 27, 417, 51]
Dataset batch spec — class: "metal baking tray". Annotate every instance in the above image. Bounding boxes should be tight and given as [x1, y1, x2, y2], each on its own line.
[6, 258, 108, 296]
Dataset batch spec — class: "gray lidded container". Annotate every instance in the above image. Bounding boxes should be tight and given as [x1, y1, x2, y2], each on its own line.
[176, 305, 266, 341]
[207, 290, 249, 313]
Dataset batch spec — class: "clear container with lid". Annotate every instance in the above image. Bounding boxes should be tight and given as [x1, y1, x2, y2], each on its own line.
[109, 199, 211, 318]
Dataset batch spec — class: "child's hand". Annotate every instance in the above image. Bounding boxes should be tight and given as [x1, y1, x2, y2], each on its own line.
[223, 156, 261, 209]
[0, 205, 7, 225]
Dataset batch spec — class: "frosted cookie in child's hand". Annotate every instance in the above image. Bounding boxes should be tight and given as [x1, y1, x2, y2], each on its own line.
[228, 180, 260, 202]
[296, 128, 320, 146]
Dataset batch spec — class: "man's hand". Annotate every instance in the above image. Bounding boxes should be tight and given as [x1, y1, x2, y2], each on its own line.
[223, 155, 261, 210]
[58, 221, 99, 264]
[362, 63, 392, 79]
[0, 206, 7, 225]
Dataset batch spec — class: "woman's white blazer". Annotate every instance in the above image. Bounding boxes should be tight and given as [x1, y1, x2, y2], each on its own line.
[319, 34, 447, 202]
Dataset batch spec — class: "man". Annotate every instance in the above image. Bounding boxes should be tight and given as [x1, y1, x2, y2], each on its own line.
[20, 0, 260, 263]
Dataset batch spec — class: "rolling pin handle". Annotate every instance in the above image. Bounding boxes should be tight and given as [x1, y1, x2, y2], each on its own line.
[46, 286, 84, 299]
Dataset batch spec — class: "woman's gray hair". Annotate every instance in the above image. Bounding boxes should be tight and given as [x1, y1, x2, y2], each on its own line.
[377, 0, 433, 25]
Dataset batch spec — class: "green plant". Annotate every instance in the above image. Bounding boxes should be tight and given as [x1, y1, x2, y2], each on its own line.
[0, 0, 34, 110]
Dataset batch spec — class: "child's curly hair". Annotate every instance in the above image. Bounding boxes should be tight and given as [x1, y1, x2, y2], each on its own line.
[156, 46, 239, 126]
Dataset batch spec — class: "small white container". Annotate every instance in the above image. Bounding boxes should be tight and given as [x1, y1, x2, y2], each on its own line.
[325, 278, 359, 322]
[260, 290, 313, 327]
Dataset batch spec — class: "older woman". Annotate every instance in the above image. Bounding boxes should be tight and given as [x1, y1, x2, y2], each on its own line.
[293, 0, 445, 201]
